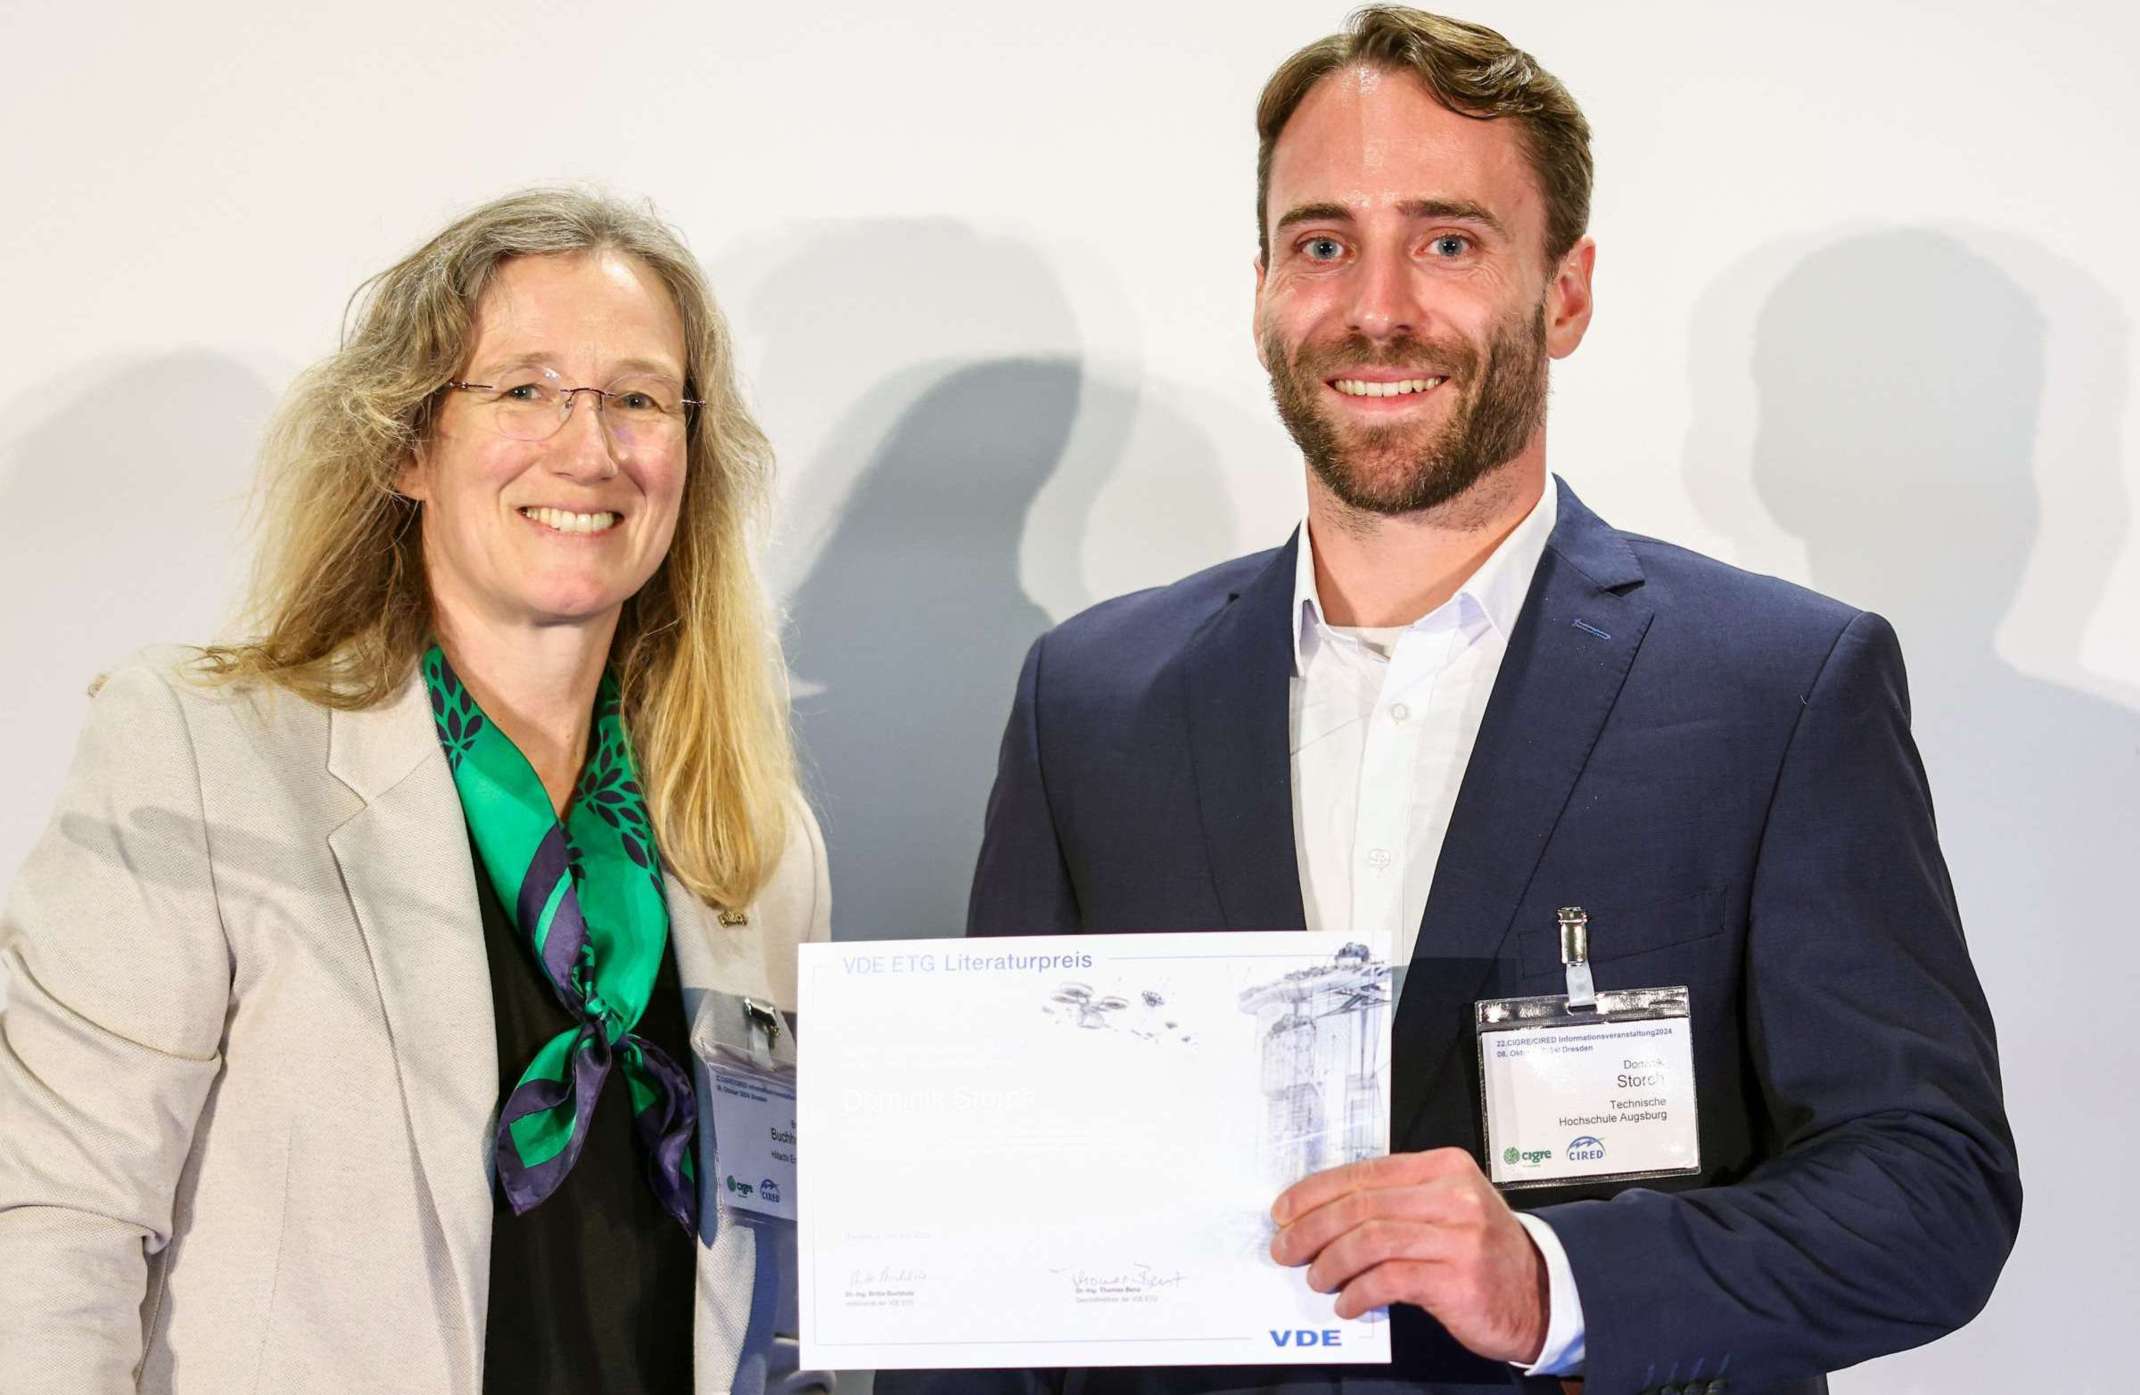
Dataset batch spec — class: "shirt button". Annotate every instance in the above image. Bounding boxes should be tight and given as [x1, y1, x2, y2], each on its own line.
[1366, 848, 1392, 871]
[1391, 702, 1410, 722]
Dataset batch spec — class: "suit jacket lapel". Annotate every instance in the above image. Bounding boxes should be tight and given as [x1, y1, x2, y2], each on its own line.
[1389, 481, 1656, 1145]
[325, 676, 495, 1365]
[1180, 534, 1308, 930]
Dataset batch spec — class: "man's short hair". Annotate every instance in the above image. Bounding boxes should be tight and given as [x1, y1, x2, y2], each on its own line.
[1255, 6, 1593, 266]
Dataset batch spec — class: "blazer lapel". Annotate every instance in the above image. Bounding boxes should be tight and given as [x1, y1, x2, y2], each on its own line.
[325, 676, 495, 1365]
[661, 880, 721, 1246]
[1389, 481, 1656, 1144]
[665, 880, 720, 1001]
[1180, 535, 1308, 930]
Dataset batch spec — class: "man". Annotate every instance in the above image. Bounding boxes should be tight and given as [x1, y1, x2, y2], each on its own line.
[884, 9, 2018, 1394]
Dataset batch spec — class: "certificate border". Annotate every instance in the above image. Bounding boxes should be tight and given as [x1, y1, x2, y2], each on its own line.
[797, 931, 1397, 1371]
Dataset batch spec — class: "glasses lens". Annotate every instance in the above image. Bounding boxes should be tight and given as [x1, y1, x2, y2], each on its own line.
[601, 377, 688, 449]
[491, 379, 562, 442]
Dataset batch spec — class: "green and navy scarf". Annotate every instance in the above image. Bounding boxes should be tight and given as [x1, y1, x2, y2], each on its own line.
[424, 645, 697, 1233]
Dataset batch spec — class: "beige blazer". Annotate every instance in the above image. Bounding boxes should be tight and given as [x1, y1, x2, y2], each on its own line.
[0, 649, 830, 1394]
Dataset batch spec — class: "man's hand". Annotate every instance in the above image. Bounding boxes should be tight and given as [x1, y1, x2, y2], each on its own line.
[1269, 1148, 1550, 1365]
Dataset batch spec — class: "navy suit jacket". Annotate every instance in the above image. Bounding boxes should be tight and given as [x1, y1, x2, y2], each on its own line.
[883, 480, 2018, 1395]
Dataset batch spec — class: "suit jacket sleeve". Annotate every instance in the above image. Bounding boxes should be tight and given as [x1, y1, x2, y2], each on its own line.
[0, 664, 231, 1392]
[1536, 611, 2021, 1392]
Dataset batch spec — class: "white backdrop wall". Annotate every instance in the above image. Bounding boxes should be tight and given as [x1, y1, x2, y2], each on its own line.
[4, 2, 2135, 1389]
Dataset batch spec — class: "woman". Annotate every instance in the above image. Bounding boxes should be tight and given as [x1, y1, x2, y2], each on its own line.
[0, 189, 828, 1394]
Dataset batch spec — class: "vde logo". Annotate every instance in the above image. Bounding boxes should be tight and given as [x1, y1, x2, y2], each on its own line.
[1566, 1135, 1606, 1163]
[1269, 1329, 1342, 1348]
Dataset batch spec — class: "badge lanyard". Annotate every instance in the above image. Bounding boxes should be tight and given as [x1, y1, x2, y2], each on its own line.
[1474, 908, 1702, 1190]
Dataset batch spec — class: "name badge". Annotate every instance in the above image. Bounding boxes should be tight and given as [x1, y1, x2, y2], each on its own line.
[698, 995, 798, 1221]
[1473, 907, 1701, 1188]
[708, 1062, 797, 1220]
[1476, 987, 1700, 1187]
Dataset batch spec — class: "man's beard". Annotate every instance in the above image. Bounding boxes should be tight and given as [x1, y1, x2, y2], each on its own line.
[1261, 301, 1549, 516]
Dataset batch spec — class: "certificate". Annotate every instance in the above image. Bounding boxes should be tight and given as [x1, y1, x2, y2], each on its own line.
[798, 932, 1395, 1370]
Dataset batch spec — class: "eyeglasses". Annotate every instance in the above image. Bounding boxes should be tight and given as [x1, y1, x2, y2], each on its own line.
[446, 370, 701, 447]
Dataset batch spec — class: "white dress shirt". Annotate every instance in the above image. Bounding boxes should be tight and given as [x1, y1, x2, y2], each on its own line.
[1286, 482, 1586, 1376]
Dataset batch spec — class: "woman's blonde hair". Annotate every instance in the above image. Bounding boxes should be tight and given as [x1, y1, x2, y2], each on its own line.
[201, 187, 796, 908]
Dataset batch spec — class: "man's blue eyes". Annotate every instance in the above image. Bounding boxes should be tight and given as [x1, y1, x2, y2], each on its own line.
[1297, 235, 1471, 261]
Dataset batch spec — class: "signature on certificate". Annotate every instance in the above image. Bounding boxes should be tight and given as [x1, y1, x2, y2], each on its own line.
[841, 1265, 930, 1311]
[1050, 1262, 1191, 1299]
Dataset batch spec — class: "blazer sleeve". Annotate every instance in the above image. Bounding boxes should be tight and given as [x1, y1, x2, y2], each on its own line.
[965, 633, 1080, 940]
[1536, 611, 2022, 1392]
[0, 663, 232, 1392]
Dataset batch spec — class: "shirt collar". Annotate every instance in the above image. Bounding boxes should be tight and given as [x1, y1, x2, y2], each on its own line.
[1292, 476, 1559, 676]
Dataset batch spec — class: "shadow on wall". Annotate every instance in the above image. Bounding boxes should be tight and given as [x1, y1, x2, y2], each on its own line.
[0, 351, 268, 674]
[785, 355, 1246, 942]
[1685, 229, 2140, 1392]
[787, 358, 1076, 941]
[727, 219, 1089, 600]
[0, 351, 271, 1010]
[739, 221, 1088, 945]
[743, 221, 1235, 943]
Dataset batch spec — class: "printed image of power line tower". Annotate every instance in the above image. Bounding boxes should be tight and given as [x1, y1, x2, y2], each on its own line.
[1238, 943, 1394, 1190]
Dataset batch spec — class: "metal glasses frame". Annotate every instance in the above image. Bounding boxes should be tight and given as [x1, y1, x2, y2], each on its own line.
[444, 379, 703, 439]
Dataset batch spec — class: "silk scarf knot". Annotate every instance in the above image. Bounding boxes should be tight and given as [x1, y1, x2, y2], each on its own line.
[424, 645, 698, 1234]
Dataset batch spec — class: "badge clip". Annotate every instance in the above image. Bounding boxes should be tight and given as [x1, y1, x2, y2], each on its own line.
[742, 997, 781, 1072]
[1557, 906, 1597, 1010]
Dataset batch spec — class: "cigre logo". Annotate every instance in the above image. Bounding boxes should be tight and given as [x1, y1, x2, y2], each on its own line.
[1566, 1135, 1606, 1163]
[1507, 1146, 1553, 1166]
